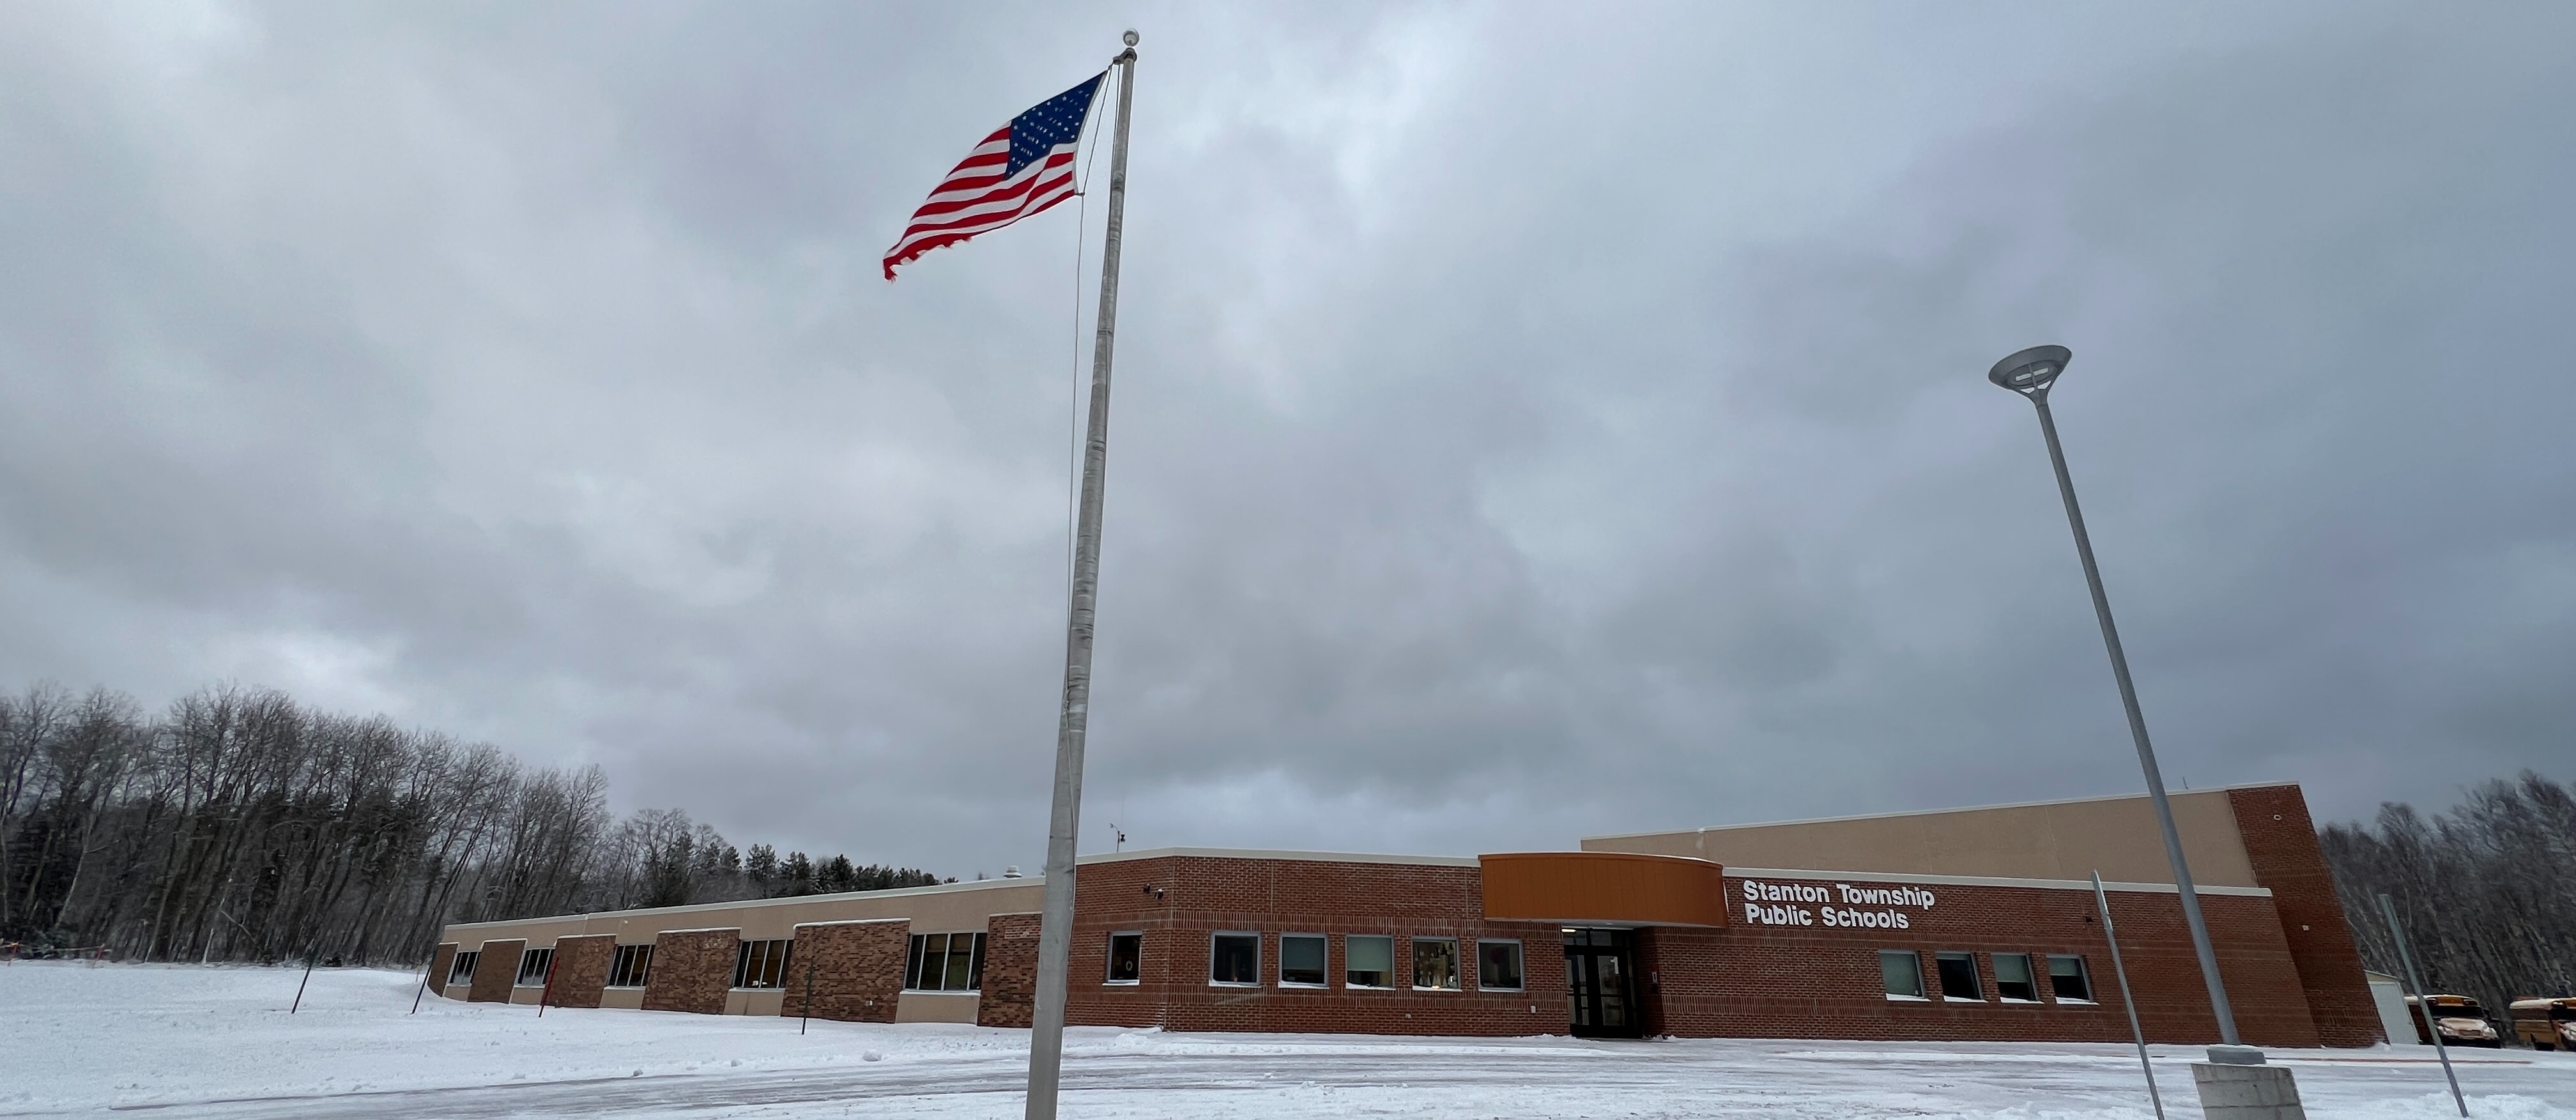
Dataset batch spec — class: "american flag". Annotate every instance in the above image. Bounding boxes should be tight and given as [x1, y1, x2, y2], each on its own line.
[882, 73, 1107, 280]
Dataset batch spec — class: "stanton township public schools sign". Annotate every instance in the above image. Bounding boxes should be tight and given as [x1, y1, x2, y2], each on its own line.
[1738, 878, 1936, 930]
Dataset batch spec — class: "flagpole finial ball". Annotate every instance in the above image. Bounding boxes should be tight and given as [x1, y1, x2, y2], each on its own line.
[1123, 29, 1139, 47]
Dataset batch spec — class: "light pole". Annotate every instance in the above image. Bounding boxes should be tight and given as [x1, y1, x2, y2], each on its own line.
[1988, 346, 2263, 1066]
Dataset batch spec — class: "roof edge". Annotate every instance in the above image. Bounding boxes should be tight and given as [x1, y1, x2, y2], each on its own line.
[1582, 781, 2299, 843]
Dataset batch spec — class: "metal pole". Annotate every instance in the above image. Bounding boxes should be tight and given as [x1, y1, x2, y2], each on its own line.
[289, 945, 318, 1014]
[537, 951, 556, 1017]
[2027, 393, 2242, 1050]
[801, 956, 815, 1036]
[2093, 871, 2166, 1120]
[411, 965, 429, 1014]
[1025, 33, 1138, 1120]
[2379, 893, 2469, 1117]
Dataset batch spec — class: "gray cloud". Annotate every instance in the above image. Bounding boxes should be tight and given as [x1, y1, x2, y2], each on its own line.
[2, 1, 2569, 877]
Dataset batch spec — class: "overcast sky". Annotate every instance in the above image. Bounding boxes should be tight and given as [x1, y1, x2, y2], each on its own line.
[4, 2, 2570, 878]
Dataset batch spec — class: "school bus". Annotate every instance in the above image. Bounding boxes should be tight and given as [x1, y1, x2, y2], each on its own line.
[2510, 998, 2576, 1050]
[2405, 994, 2501, 1047]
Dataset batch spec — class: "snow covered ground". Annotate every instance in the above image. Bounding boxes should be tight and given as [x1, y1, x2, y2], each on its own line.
[6, 962, 2574, 1119]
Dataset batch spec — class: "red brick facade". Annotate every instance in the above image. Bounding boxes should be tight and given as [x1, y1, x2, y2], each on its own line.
[433, 785, 2377, 1048]
[1697, 875, 2319, 1047]
[2228, 785, 2385, 1047]
[426, 942, 457, 996]
[466, 938, 523, 1003]
[643, 928, 739, 1015]
[1064, 856, 1566, 1036]
[783, 919, 908, 1024]
[977, 912, 1043, 1028]
[544, 933, 617, 1009]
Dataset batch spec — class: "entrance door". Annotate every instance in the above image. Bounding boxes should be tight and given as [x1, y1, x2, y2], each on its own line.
[1565, 928, 1641, 1038]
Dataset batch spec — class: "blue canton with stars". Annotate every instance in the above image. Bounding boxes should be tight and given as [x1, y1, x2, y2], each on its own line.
[1008, 73, 1105, 178]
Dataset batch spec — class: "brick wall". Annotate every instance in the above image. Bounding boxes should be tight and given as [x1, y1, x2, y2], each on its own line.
[545, 933, 617, 1009]
[2229, 785, 2384, 1047]
[426, 943, 457, 996]
[642, 928, 739, 1015]
[1048, 854, 2320, 1046]
[1064, 856, 1565, 1038]
[1703, 875, 2320, 1047]
[466, 939, 523, 1004]
[783, 920, 907, 1024]
[977, 912, 1043, 1027]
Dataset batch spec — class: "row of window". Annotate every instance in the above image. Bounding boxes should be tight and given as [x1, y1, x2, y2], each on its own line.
[1104, 932, 1528, 992]
[907, 932, 986, 992]
[1881, 949, 2094, 1004]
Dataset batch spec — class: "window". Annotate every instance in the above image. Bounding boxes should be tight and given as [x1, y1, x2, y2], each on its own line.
[516, 947, 554, 986]
[1993, 953, 2039, 1002]
[1280, 934, 1327, 987]
[905, 932, 985, 992]
[1935, 952, 1982, 1001]
[1346, 935, 1395, 988]
[1413, 937, 1460, 990]
[1880, 949, 1926, 1000]
[608, 944, 654, 988]
[733, 939, 792, 990]
[1477, 940, 1525, 991]
[1105, 932, 1142, 985]
[1210, 932, 1260, 986]
[2048, 955, 2093, 1002]
[448, 950, 480, 985]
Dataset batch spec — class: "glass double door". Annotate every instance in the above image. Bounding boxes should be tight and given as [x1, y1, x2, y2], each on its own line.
[1565, 928, 1642, 1038]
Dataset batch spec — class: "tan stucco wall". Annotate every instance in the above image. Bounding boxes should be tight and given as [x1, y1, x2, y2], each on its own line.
[898, 990, 981, 1023]
[1583, 786, 2260, 887]
[441, 878, 1046, 955]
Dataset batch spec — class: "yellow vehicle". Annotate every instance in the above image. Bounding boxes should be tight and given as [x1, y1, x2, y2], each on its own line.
[2405, 994, 2502, 1048]
[2510, 997, 2576, 1050]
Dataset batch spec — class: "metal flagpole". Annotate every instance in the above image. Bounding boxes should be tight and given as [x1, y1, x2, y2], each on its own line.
[2379, 893, 2469, 1117]
[1025, 31, 1138, 1120]
[2092, 871, 2166, 1120]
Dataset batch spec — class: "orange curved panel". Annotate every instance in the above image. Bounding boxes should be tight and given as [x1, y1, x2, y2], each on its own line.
[1479, 852, 1729, 928]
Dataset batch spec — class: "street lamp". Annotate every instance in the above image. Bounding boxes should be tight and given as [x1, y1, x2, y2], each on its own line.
[1988, 345, 2264, 1066]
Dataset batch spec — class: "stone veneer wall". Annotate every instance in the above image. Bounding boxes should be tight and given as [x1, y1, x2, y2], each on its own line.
[545, 933, 617, 1009]
[2229, 785, 2386, 1047]
[642, 928, 740, 1015]
[466, 938, 524, 1004]
[782, 919, 908, 1023]
[426, 943, 458, 996]
[976, 913, 1043, 1028]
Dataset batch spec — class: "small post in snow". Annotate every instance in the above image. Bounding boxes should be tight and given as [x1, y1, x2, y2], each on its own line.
[801, 957, 816, 1036]
[289, 945, 318, 1014]
[537, 951, 558, 1017]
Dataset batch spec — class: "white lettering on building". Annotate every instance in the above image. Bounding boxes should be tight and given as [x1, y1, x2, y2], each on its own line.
[1739, 878, 1936, 930]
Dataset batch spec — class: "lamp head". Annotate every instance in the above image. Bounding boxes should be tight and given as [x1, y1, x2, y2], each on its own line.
[1988, 344, 2071, 400]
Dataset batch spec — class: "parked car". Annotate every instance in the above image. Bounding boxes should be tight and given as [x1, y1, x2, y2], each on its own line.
[2406, 994, 2503, 1048]
[2510, 997, 2576, 1050]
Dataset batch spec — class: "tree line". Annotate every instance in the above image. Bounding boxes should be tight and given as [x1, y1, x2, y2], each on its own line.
[2321, 769, 2576, 1029]
[0, 680, 942, 965]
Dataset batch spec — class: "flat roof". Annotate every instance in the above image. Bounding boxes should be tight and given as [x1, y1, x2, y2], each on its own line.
[1581, 781, 2296, 843]
[442, 875, 1039, 932]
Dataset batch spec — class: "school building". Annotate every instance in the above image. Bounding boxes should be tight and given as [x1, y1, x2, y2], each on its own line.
[429, 781, 2383, 1048]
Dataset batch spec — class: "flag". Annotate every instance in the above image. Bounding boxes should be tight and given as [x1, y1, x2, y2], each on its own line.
[883, 73, 1106, 280]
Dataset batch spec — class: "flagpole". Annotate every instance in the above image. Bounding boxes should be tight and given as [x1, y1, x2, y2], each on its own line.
[1025, 31, 1137, 1120]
